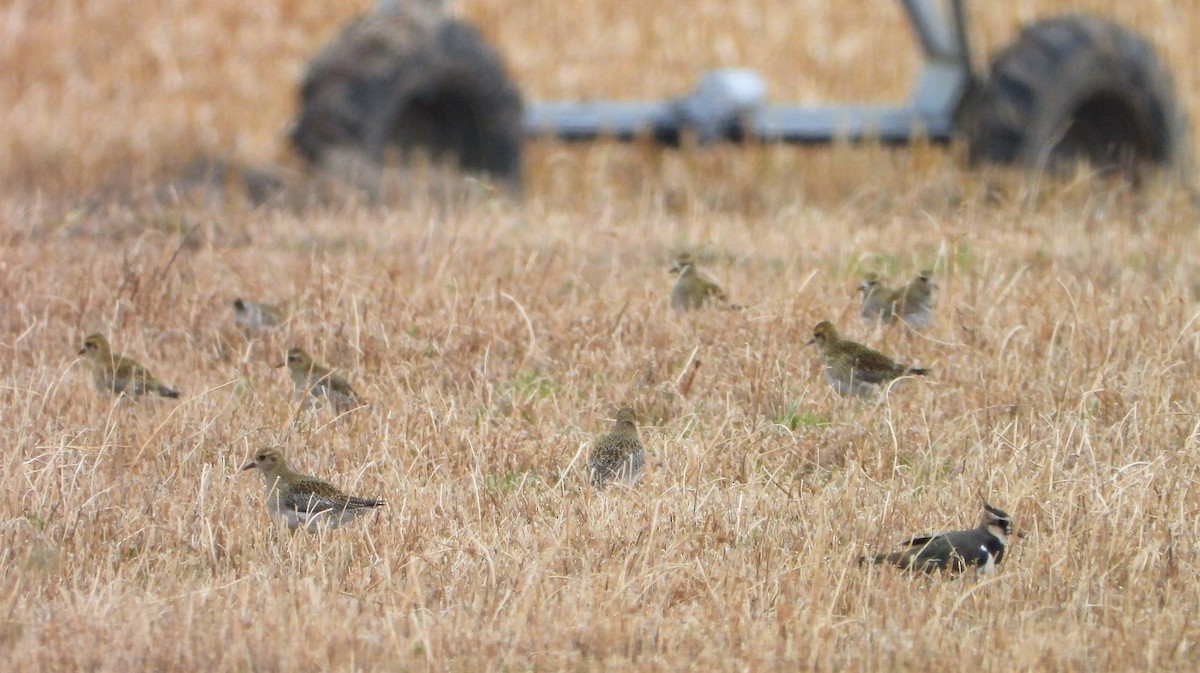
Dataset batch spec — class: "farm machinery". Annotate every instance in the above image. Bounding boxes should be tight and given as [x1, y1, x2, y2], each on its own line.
[290, 0, 1188, 189]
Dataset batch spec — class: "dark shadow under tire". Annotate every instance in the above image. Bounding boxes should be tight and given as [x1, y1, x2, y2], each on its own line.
[964, 14, 1188, 177]
[290, 11, 524, 191]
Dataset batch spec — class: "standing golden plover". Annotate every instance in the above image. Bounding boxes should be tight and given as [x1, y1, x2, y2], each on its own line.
[241, 446, 385, 532]
[588, 407, 646, 487]
[77, 333, 180, 399]
[808, 321, 928, 397]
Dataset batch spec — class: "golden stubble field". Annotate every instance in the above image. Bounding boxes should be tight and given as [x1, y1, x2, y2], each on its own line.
[3, 0, 1200, 670]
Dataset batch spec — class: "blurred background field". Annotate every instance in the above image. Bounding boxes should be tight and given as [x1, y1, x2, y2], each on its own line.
[3, 0, 1199, 199]
[1, 1, 1199, 671]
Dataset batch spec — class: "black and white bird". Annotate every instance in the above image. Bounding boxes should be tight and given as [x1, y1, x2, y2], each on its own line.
[861, 499, 1014, 574]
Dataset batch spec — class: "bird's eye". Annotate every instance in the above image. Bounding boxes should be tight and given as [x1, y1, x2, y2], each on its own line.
[257, 454, 266, 461]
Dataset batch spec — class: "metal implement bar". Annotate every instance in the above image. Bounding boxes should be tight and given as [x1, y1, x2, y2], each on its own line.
[524, 101, 955, 144]
[524, 0, 972, 146]
[900, 0, 965, 61]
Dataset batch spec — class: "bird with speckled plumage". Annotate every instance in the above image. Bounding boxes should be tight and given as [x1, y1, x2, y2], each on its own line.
[241, 446, 384, 532]
[588, 407, 646, 487]
[808, 321, 928, 397]
[77, 334, 180, 399]
[280, 347, 364, 413]
[669, 254, 742, 312]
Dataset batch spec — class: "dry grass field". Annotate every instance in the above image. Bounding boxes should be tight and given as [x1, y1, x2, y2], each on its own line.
[3, 0, 1200, 670]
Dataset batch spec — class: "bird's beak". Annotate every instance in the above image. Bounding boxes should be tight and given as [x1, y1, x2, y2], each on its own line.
[806, 337, 817, 346]
[668, 264, 681, 275]
[273, 361, 286, 369]
[240, 460, 257, 471]
[77, 348, 86, 355]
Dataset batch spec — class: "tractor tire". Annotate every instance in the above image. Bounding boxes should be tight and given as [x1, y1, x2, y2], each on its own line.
[963, 14, 1188, 175]
[290, 10, 524, 190]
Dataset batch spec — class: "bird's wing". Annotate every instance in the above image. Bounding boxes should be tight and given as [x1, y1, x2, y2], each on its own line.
[848, 349, 903, 383]
[115, 357, 164, 390]
[282, 491, 342, 514]
[590, 438, 620, 463]
[321, 372, 360, 400]
[942, 530, 997, 567]
[901, 530, 995, 570]
[284, 479, 354, 514]
[899, 533, 944, 548]
[591, 435, 641, 463]
[344, 495, 385, 509]
[114, 356, 150, 380]
[895, 533, 957, 570]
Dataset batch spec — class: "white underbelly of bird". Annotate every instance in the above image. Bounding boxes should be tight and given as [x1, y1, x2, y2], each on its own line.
[267, 491, 379, 532]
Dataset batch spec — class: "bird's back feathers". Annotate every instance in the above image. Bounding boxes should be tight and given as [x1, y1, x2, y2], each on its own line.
[588, 409, 646, 486]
